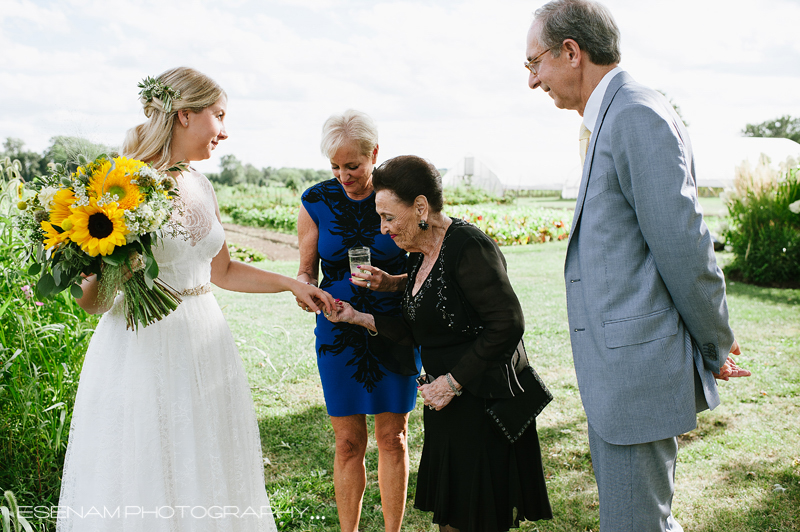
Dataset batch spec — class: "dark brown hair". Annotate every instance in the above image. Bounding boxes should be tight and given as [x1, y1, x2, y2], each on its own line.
[373, 155, 444, 212]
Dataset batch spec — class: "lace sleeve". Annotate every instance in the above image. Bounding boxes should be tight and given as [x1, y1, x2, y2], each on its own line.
[175, 170, 217, 246]
[447, 233, 525, 387]
[196, 172, 220, 212]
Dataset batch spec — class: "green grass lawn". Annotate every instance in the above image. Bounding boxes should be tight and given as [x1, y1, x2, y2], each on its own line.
[214, 242, 799, 532]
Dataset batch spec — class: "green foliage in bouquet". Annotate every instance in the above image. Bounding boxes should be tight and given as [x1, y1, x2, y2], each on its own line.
[722, 157, 800, 287]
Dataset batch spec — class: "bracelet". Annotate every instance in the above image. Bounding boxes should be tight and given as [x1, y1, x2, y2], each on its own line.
[445, 373, 462, 396]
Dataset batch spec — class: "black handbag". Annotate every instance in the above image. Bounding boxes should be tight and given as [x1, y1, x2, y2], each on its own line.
[485, 364, 553, 444]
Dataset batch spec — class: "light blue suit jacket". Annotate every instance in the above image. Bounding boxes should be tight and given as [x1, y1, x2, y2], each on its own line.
[564, 71, 735, 446]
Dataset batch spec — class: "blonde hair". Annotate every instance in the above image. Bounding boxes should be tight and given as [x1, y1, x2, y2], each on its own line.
[122, 67, 226, 170]
[320, 109, 379, 159]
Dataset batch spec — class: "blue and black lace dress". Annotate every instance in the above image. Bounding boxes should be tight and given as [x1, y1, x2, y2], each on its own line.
[302, 178, 420, 416]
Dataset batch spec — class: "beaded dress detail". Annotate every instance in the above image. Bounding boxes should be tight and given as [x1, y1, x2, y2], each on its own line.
[404, 218, 483, 336]
[57, 170, 277, 532]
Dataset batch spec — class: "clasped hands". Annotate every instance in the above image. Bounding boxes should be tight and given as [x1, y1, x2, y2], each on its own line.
[296, 290, 359, 321]
[418, 375, 460, 411]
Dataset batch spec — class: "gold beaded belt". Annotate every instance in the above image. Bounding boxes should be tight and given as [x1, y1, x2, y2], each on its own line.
[178, 282, 212, 297]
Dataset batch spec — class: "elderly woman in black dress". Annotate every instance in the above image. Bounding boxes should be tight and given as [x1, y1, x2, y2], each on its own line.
[327, 155, 552, 532]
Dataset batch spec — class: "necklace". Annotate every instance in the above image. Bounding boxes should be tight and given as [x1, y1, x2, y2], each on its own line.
[412, 219, 450, 296]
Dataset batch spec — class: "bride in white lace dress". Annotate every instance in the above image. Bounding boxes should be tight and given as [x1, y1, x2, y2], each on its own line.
[57, 67, 334, 532]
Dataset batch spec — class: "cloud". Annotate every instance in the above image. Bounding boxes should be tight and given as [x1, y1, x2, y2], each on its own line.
[1, 0, 799, 185]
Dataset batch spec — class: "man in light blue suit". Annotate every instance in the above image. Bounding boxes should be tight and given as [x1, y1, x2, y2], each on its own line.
[525, 1, 750, 531]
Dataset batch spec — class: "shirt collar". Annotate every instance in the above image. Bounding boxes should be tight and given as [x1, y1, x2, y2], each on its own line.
[582, 66, 623, 133]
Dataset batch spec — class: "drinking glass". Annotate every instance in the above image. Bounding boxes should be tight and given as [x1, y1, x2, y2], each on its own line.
[348, 246, 371, 275]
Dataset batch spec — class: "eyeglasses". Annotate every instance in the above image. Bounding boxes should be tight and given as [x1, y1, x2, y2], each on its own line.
[524, 47, 555, 76]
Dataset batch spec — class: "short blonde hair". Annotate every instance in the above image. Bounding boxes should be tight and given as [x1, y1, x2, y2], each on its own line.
[122, 67, 226, 170]
[320, 109, 379, 159]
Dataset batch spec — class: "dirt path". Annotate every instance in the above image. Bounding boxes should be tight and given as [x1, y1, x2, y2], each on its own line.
[222, 223, 300, 262]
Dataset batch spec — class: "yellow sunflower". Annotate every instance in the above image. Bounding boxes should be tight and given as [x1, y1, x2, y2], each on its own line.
[41, 220, 72, 250]
[88, 157, 144, 211]
[68, 201, 129, 256]
[49, 188, 77, 225]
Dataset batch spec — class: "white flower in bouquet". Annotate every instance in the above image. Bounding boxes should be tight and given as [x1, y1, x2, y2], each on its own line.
[37, 186, 60, 210]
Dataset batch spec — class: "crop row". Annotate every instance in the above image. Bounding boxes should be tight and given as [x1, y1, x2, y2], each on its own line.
[224, 202, 571, 246]
[444, 204, 571, 245]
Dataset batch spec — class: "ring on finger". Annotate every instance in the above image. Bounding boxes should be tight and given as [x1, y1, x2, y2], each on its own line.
[366, 280, 371, 289]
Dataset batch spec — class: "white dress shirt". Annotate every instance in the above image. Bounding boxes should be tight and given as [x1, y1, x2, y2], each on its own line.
[582, 66, 623, 133]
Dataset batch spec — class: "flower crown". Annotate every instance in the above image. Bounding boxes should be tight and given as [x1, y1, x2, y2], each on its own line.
[137, 76, 182, 113]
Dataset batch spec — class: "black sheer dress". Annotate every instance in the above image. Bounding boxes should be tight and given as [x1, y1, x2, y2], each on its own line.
[371, 218, 552, 532]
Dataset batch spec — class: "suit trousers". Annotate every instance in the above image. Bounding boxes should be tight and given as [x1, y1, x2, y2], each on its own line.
[587, 423, 684, 532]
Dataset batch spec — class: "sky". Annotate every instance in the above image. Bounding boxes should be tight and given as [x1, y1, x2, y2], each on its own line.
[2, 0, 799, 188]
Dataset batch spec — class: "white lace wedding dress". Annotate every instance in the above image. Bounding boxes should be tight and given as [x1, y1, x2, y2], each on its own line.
[57, 171, 277, 532]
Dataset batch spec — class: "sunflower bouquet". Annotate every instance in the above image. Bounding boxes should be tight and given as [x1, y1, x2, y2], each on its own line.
[16, 153, 187, 330]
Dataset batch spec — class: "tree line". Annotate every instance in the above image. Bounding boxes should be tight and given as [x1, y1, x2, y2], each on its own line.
[1, 138, 332, 193]
[4, 115, 798, 186]
[206, 154, 331, 192]
[742, 115, 800, 144]
[1, 136, 118, 181]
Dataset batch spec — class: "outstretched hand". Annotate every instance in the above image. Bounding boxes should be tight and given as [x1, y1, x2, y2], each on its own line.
[713, 339, 751, 381]
[325, 300, 358, 324]
[292, 282, 335, 316]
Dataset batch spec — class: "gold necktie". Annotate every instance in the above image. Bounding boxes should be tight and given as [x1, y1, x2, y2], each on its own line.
[579, 123, 591, 168]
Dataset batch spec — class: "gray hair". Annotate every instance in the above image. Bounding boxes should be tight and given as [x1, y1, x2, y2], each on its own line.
[534, 0, 621, 66]
[320, 109, 379, 159]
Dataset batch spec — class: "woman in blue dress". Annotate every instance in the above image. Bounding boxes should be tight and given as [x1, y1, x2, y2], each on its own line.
[296, 109, 420, 532]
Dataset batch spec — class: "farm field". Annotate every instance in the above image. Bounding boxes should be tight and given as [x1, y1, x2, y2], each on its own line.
[214, 184, 729, 242]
